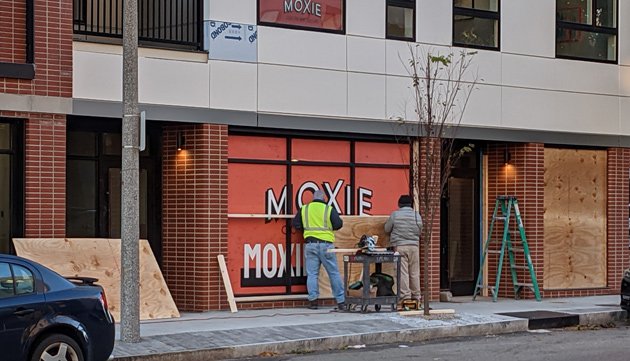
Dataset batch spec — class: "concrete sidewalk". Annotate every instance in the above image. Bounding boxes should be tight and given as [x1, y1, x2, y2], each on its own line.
[112, 295, 627, 361]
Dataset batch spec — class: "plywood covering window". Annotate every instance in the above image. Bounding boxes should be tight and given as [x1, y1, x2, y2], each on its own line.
[543, 148, 607, 289]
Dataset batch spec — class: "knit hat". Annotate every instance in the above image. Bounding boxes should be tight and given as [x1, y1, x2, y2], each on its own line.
[313, 190, 326, 201]
[398, 195, 412, 207]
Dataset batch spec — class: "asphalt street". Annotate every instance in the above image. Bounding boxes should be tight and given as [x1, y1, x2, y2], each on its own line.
[237, 321, 630, 361]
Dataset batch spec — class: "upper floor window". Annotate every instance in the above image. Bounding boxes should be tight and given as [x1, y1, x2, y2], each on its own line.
[386, 0, 415, 41]
[453, 0, 500, 50]
[73, 0, 203, 51]
[258, 0, 345, 34]
[556, 0, 617, 63]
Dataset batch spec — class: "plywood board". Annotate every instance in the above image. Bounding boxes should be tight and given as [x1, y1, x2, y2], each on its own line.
[543, 148, 607, 289]
[13, 238, 180, 321]
[318, 216, 396, 298]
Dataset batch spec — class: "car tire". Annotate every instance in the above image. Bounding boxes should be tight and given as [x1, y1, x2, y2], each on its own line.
[30, 334, 85, 361]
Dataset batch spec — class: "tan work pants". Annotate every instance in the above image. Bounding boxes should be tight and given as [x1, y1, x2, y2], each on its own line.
[397, 245, 421, 301]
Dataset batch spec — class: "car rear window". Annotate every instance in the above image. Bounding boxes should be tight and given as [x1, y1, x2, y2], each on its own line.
[12, 264, 34, 295]
[0, 262, 13, 298]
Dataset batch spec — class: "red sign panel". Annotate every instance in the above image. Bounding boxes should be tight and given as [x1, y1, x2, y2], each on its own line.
[259, 0, 344, 32]
[227, 136, 409, 296]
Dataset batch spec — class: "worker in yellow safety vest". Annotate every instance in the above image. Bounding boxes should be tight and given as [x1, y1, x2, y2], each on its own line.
[292, 189, 345, 310]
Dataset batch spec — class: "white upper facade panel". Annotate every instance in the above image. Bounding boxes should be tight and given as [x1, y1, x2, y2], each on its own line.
[72, 0, 630, 137]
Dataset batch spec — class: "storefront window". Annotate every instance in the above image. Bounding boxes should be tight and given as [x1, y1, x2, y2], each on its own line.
[387, 0, 415, 41]
[453, 0, 500, 50]
[227, 135, 410, 297]
[556, 0, 617, 62]
[0, 124, 9, 149]
[67, 131, 97, 157]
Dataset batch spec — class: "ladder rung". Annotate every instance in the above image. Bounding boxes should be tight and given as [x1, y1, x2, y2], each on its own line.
[494, 216, 506, 221]
[486, 250, 502, 254]
[511, 265, 530, 270]
[511, 247, 524, 252]
[515, 282, 534, 287]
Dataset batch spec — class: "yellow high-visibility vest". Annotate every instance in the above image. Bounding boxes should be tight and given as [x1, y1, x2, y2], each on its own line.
[301, 202, 334, 242]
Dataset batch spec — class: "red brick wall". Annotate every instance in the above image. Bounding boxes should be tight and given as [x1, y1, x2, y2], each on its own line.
[0, 0, 26, 64]
[162, 124, 229, 311]
[486, 143, 630, 299]
[0, 0, 73, 95]
[419, 138, 441, 301]
[486, 143, 545, 299]
[0, 112, 67, 237]
[606, 148, 630, 294]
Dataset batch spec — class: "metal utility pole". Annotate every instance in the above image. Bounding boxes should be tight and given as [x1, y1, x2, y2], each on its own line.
[121, 0, 140, 343]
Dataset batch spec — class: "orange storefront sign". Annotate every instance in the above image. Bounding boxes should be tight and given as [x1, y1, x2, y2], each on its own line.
[258, 0, 344, 32]
[227, 135, 409, 295]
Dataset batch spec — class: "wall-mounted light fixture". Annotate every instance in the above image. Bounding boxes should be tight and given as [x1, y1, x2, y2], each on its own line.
[504, 147, 511, 165]
[176, 132, 185, 151]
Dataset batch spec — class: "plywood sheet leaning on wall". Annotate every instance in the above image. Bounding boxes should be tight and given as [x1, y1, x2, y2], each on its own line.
[13, 238, 180, 321]
[543, 148, 607, 289]
[318, 216, 395, 298]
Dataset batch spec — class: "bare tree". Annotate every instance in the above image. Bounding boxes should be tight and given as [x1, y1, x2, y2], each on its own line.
[399, 45, 478, 315]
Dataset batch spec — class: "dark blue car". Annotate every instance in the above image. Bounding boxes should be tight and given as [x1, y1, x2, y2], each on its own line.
[0, 254, 114, 361]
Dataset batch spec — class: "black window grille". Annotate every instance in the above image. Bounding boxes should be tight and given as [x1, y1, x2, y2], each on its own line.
[556, 0, 617, 63]
[453, 0, 500, 50]
[73, 0, 203, 50]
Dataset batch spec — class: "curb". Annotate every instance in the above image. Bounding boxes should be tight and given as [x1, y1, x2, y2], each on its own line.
[112, 319, 528, 361]
[111, 309, 626, 361]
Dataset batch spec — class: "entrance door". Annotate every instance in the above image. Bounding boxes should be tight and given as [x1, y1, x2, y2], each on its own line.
[0, 121, 23, 254]
[66, 119, 162, 262]
[101, 162, 152, 242]
[440, 148, 480, 296]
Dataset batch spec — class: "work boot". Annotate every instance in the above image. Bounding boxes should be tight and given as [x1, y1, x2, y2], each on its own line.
[308, 300, 318, 310]
[336, 302, 346, 311]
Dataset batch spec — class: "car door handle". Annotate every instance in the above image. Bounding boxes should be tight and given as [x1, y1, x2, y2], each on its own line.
[13, 308, 35, 316]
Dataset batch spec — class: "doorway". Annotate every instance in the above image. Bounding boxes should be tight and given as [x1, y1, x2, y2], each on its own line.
[440, 144, 480, 296]
[0, 120, 24, 254]
[65, 118, 162, 262]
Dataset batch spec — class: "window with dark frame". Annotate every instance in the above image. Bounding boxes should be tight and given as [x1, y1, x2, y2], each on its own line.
[556, 0, 617, 63]
[453, 0, 500, 50]
[386, 0, 415, 41]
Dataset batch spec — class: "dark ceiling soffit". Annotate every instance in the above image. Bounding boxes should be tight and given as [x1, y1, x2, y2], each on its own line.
[71, 99, 630, 148]
[0, 62, 35, 80]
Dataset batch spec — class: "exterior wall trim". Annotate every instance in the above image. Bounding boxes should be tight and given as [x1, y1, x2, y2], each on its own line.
[73, 99, 630, 147]
[0, 94, 72, 114]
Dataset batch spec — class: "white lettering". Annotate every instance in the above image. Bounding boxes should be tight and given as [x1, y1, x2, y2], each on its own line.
[297, 181, 318, 209]
[243, 244, 261, 279]
[345, 184, 352, 215]
[358, 188, 373, 215]
[262, 244, 277, 278]
[323, 180, 344, 214]
[284, 0, 293, 12]
[283, 0, 323, 17]
[266, 186, 287, 215]
[294, 243, 301, 277]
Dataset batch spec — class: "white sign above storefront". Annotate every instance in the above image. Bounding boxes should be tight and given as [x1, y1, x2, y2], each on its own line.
[204, 21, 257, 63]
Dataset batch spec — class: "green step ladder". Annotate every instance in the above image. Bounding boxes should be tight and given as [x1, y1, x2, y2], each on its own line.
[473, 196, 541, 302]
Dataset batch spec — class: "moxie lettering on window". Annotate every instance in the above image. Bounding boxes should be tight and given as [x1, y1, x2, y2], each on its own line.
[284, 0, 322, 17]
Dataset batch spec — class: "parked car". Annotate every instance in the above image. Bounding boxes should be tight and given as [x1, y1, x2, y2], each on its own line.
[0, 254, 114, 361]
[622, 267, 630, 312]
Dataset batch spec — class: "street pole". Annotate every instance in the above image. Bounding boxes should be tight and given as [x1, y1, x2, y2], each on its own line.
[121, 0, 140, 343]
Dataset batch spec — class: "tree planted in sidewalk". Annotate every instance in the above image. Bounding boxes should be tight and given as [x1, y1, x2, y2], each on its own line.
[397, 45, 478, 315]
